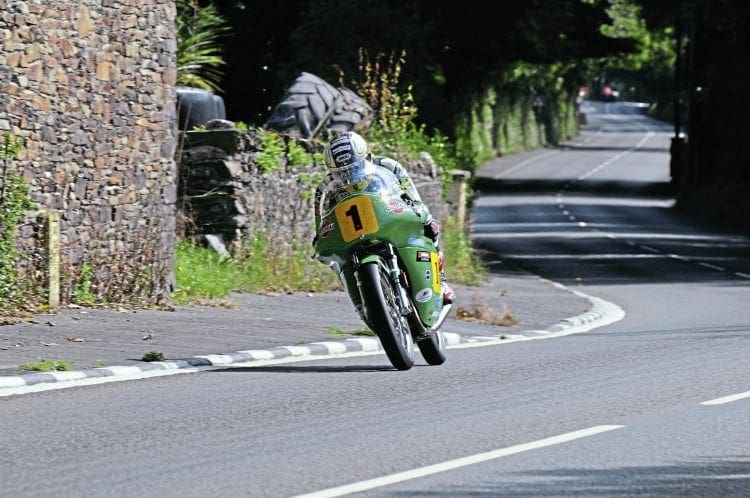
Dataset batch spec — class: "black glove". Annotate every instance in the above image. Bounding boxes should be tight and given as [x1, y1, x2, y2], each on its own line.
[424, 219, 440, 243]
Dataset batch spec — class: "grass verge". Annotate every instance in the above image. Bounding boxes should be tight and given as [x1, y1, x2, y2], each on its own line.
[21, 359, 70, 372]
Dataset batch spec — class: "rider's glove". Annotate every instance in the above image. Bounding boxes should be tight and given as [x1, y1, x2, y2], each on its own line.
[424, 219, 440, 243]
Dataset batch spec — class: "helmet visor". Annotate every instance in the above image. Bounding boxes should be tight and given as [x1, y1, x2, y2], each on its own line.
[330, 158, 372, 186]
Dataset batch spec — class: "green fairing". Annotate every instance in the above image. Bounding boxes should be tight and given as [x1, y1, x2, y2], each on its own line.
[315, 190, 443, 328]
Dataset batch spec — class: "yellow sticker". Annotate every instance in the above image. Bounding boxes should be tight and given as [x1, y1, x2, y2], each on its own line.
[335, 196, 379, 242]
[430, 251, 441, 293]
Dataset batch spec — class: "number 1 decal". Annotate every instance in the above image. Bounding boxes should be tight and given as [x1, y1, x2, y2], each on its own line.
[335, 197, 379, 242]
[345, 204, 364, 231]
[430, 252, 441, 293]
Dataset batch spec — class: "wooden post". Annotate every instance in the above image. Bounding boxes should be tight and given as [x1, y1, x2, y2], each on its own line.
[46, 211, 60, 310]
[449, 170, 471, 230]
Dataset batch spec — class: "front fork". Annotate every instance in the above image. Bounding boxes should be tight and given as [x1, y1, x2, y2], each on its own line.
[350, 244, 412, 317]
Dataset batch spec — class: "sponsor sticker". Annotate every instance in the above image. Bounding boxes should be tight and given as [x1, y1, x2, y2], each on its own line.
[319, 219, 335, 239]
[408, 237, 425, 247]
[415, 288, 433, 303]
[424, 269, 432, 281]
[386, 201, 406, 214]
[416, 251, 431, 262]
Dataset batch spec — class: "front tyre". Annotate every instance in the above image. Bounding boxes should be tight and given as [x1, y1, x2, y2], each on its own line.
[359, 263, 415, 370]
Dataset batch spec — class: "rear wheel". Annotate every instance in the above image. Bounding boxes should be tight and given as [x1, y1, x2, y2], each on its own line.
[417, 330, 447, 365]
[359, 263, 415, 370]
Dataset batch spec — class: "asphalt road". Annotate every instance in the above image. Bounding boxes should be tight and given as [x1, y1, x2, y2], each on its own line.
[2, 102, 748, 497]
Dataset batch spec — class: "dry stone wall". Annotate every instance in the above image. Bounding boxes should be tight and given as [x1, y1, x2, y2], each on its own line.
[178, 129, 447, 251]
[0, 0, 177, 306]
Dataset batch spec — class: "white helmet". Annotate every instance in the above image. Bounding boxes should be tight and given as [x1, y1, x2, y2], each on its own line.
[323, 131, 371, 185]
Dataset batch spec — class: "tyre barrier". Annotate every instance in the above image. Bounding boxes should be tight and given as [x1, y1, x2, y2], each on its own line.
[176, 85, 227, 131]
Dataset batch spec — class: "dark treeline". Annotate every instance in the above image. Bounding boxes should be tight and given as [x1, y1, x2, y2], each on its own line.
[213, 0, 633, 131]
[211, 0, 749, 225]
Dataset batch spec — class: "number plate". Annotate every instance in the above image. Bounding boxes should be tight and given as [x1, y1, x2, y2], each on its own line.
[335, 196, 379, 242]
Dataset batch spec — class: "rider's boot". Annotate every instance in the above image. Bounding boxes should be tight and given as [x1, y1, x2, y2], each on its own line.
[438, 250, 455, 305]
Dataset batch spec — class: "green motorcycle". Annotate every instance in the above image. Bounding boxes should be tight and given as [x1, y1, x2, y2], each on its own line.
[313, 168, 451, 370]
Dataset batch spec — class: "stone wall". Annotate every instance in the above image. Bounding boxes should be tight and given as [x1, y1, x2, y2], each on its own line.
[178, 129, 448, 251]
[0, 0, 177, 306]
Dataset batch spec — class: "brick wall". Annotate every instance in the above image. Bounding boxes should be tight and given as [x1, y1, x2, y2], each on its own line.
[0, 0, 177, 306]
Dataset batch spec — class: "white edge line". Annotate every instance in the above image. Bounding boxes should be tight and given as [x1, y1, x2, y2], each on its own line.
[0, 279, 625, 395]
[293, 425, 624, 498]
[0, 351, 382, 397]
[700, 390, 750, 406]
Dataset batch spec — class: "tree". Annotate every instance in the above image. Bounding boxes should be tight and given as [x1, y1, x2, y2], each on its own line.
[176, 0, 231, 93]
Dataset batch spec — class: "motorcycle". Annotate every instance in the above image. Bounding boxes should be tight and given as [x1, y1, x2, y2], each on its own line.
[313, 167, 452, 370]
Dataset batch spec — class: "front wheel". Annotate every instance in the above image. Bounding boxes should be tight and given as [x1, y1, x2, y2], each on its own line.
[358, 262, 415, 370]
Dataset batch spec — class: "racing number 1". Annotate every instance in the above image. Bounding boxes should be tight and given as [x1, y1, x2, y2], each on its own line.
[345, 204, 363, 231]
[335, 196, 379, 242]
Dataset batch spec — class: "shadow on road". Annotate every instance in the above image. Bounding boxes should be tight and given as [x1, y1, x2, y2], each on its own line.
[209, 364, 400, 374]
[393, 458, 750, 496]
[469, 177, 750, 287]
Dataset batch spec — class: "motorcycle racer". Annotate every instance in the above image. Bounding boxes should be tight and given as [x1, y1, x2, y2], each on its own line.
[314, 131, 455, 304]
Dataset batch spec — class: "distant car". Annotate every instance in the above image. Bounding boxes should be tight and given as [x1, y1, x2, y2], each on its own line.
[601, 85, 619, 102]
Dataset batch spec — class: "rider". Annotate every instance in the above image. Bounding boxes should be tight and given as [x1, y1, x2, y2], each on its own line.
[314, 131, 455, 304]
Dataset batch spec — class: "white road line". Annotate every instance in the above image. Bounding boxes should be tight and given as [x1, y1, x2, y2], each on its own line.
[698, 262, 726, 272]
[735, 272, 750, 279]
[294, 425, 624, 498]
[640, 245, 661, 254]
[700, 390, 750, 406]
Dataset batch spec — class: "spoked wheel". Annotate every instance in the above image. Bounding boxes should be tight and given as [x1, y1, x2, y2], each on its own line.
[359, 263, 415, 370]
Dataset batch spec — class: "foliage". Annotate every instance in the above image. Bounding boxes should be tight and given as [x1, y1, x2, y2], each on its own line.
[21, 359, 70, 372]
[348, 48, 418, 135]
[71, 264, 96, 305]
[255, 129, 285, 173]
[236, 229, 337, 293]
[287, 139, 311, 167]
[256, 129, 313, 171]
[142, 351, 165, 362]
[327, 326, 374, 337]
[0, 132, 35, 310]
[212, 0, 641, 134]
[583, 0, 675, 106]
[176, 0, 231, 92]
[345, 49, 458, 195]
[172, 233, 338, 303]
[172, 239, 245, 302]
[442, 216, 488, 286]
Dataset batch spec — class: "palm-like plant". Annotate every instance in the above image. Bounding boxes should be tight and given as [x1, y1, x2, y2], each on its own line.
[176, 0, 230, 93]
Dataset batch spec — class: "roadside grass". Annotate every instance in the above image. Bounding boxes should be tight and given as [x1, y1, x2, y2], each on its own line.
[172, 235, 338, 304]
[442, 216, 489, 286]
[21, 359, 70, 372]
[142, 351, 165, 362]
[327, 326, 374, 336]
[172, 216, 489, 306]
